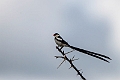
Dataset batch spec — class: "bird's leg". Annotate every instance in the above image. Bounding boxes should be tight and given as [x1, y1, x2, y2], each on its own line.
[60, 46, 63, 50]
[56, 46, 63, 50]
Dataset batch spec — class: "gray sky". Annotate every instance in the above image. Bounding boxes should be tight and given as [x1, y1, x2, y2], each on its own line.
[0, 0, 120, 80]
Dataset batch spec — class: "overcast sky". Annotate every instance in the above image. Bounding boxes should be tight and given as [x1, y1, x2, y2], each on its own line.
[0, 0, 120, 80]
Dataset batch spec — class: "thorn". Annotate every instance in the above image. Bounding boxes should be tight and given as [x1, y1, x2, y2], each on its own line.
[74, 58, 79, 61]
[54, 56, 64, 59]
[78, 69, 83, 74]
[70, 55, 79, 62]
[77, 71, 83, 76]
[69, 65, 73, 69]
[57, 59, 66, 69]
[63, 51, 64, 54]
[57, 55, 66, 69]
[81, 71, 83, 74]
[69, 67, 72, 69]
[78, 69, 82, 71]
[54, 56, 58, 58]
[65, 49, 75, 54]
[72, 55, 75, 59]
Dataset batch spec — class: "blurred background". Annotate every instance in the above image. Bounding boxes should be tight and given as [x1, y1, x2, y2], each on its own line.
[0, 0, 120, 80]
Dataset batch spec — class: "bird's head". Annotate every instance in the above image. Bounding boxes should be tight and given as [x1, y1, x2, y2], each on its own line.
[53, 33, 60, 37]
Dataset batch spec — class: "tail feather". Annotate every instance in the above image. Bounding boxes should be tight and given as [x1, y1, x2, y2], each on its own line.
[69, 45, 111, 63]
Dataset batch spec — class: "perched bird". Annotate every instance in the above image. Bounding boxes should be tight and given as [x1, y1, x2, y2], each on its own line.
[53, 33, 111, 63]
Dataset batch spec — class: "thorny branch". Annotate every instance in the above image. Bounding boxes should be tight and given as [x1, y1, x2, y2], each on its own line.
[55, 46, 86, 80]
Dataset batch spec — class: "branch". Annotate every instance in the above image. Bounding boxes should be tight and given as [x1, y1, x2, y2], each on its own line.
[55, 46, 86, 80]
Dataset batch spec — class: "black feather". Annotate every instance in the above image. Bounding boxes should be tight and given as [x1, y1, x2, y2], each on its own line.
[69, 45, 111, 63]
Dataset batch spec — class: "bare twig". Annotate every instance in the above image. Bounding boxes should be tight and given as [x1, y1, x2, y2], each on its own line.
[55, 46, 86, 80]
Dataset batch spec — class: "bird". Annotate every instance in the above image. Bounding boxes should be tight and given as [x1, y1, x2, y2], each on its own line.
[53, 33, 111, 63]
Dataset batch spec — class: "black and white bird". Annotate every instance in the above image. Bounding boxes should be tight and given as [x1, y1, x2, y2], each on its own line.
[53, 33, 111, 63]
